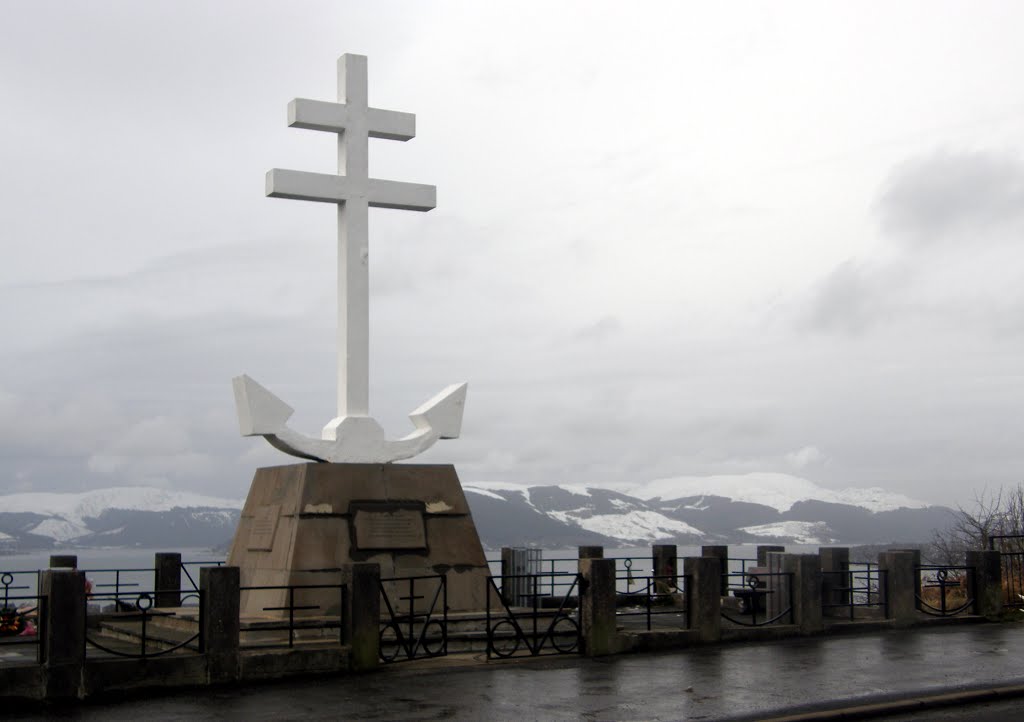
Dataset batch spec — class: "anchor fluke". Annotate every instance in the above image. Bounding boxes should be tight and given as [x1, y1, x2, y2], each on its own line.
[232, 373, 468, 463]
[233, 374, 295, 436]
[409, 382, 467, 439]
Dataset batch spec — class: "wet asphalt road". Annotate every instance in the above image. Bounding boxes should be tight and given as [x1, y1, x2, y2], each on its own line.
[12, 623, 1024, 721]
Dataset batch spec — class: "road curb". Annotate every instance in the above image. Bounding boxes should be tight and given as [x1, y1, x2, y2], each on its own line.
[760, 681, 1024, 721]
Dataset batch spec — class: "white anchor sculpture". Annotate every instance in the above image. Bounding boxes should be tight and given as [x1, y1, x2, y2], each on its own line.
[233, 54, 467, 463]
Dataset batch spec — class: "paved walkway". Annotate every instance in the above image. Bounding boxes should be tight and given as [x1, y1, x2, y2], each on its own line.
[12, 623, 1024, 720]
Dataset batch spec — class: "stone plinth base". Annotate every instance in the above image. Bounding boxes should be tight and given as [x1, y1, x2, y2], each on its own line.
[227, 463, 490, 617]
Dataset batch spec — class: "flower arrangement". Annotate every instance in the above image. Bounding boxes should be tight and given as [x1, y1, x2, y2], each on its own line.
[0, 607, 26, 636]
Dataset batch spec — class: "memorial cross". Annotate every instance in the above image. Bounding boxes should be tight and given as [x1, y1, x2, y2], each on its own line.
[232, 54, 466, 463]
[267, 53, 434, 422]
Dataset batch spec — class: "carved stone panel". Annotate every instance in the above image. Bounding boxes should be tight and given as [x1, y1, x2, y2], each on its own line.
[247, 504, 281, 551]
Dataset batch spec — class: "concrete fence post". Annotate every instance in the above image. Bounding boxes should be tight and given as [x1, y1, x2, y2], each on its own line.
[966, 550, 1002, 619]
[879, 551, 916, 626]
[41, 569, 85, 699]
[757, 545, 785, 567]
[49, 555, 77, 569]
[766, 552, 785, 621]
[781, 554, 823, 634]
[652, 544, 677, 594]
[820, 547, 850, 617]
[683, 556, 721, 642]
[499, 547, 515, 605]
[344, 562, 381, 671]
[891, 548, 922, 608]
[578, 546, 604, 560]
[579, 558, 617, 656]
[200, 565, 240, 683]
[154, 552, 182, 608]
[701, 545, 729, 595]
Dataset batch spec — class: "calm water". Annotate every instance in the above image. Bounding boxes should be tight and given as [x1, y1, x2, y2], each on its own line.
[0, 548, 224, 599]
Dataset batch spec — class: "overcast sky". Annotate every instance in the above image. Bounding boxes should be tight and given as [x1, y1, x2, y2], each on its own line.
[2, 1, 1024, 507]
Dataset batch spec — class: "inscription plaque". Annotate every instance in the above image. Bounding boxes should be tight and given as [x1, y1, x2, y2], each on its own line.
[353, 506, 426, 550]
[247, 504, 280, 551]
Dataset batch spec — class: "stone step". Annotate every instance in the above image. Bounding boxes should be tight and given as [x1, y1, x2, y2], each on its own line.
[88, 619, 200, 655]
[94, 604, 583, 655]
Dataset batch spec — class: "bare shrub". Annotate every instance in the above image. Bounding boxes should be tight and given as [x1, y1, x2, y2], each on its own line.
[929, 484, 1024, 564]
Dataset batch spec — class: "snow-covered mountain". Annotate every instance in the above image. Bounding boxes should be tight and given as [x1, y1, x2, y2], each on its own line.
[0, 487, 242, 551]
[464, 477, 951, 548]
[0, 475, 954, 552]
[623, 473, 929, 513]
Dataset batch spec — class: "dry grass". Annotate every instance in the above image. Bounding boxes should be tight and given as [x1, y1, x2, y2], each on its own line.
[919, 576, 970, 611]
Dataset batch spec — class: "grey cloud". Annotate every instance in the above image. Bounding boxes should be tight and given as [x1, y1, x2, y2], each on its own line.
[799, 260, 894, 334]
[800, 147, 1024, 336]
[878, 149, 1024, 244]
[572, 316, 622, 342]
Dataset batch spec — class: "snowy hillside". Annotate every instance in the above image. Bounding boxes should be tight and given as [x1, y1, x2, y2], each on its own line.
[623, 473, 930, 513]
[0, 487, 243, 526]
[0, 478, 952, 551]
[463, 479, 951, 548]
[0, 487, 243, 550]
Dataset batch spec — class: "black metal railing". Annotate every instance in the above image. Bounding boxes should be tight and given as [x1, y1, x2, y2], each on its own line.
[486, 573, 580, 659]
[0, 572, 46, 664]
[238, 583, 347, 649]
[845, 561, 882, 604]
[379, 575, 447, 663]
[517, 558, 578, 597]
[916, 565, 974, 617]
[81, 567, 152, 605]
[179, 560, 225, 605]
[608, 557, 652, 593]
[0, 569, 42, 598]
[84, 590, 203, 658]
[615, 574, 691, 631]
[729, 557, 759, 576]
[720, 571, 794, 626]
[822, 568, 889, 620]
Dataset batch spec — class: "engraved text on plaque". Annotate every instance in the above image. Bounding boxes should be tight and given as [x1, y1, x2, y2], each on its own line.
[353, 505, 426, 550]
[247, 504, 281, 551]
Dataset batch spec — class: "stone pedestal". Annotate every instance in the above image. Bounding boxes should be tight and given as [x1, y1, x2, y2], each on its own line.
[227, 462, 489, 617]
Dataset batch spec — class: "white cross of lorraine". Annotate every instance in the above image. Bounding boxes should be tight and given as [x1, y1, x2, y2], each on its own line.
[232, 54, 467, 464]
